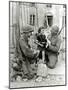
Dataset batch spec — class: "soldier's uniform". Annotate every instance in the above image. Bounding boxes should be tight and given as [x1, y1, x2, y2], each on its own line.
[12, 26, 38, 80]
[46, 25, 61, 69]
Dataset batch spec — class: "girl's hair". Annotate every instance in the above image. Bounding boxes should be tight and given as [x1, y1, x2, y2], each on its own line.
[38, 26, 44, 33]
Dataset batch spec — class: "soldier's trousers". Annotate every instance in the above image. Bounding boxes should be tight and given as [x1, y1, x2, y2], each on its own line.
[45, 53, 58, 69]
[22, 59, 34, 75]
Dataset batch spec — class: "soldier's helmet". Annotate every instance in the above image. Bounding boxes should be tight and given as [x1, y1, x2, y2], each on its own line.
[21, 25, 34, 34]
[51, 25, 59, 34]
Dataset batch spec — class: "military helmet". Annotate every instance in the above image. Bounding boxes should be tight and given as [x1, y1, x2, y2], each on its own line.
[51, 25, 59, 34]
[21, 25, 34, 33]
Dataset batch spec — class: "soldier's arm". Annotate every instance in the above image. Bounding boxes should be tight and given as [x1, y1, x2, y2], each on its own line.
[19, 39, 35, 59]
[47, 39, 61, 53]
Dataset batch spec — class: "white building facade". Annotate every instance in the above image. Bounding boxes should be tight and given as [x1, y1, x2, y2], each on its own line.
[9, 2, 66, 54]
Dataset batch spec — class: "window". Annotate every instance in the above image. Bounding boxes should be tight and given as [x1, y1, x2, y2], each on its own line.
[47, 16, 53, 27]
[30, 14, 35, 26]
[44, 15, 53, 27]
[44, 15, 53, 28]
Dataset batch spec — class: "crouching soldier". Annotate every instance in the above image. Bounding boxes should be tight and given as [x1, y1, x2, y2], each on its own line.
[45, 25, 61, 69]
[12, 25, 39, 80]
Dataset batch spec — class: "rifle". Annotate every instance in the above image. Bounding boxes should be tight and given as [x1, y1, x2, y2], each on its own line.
[57, 25, 64, 37]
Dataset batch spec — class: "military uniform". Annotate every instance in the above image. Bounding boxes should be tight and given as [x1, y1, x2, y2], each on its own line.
[12, 26, 38, 80]
[18, 36, 37, 75]
[46, 25, 61, 69]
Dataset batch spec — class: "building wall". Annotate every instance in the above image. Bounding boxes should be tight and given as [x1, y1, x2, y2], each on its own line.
[10, 2, 17, 48]
[10, 2, 66, 50]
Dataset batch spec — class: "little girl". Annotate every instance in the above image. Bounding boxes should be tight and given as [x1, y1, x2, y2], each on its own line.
[35, 27, 47, 60]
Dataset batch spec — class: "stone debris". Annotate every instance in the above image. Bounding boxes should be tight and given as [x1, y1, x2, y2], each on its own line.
[16, 76, 22, 82]
[35, 76, 43, 82]
[10, 51, 65, 88]
[10, 74, 65, 88]
[23, 78, 28, 82]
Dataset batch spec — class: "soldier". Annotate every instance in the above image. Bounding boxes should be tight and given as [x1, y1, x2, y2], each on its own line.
[12, 25, 39, 80]
[45, 25, 61, 69]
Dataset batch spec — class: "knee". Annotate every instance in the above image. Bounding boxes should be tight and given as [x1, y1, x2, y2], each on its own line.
[48, 64, 55, 69]
[12, 63, 19, 70]
[46, 63, 56, 69]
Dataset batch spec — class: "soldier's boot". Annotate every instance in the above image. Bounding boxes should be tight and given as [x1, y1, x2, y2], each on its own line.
[22, 73, 34, 80]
